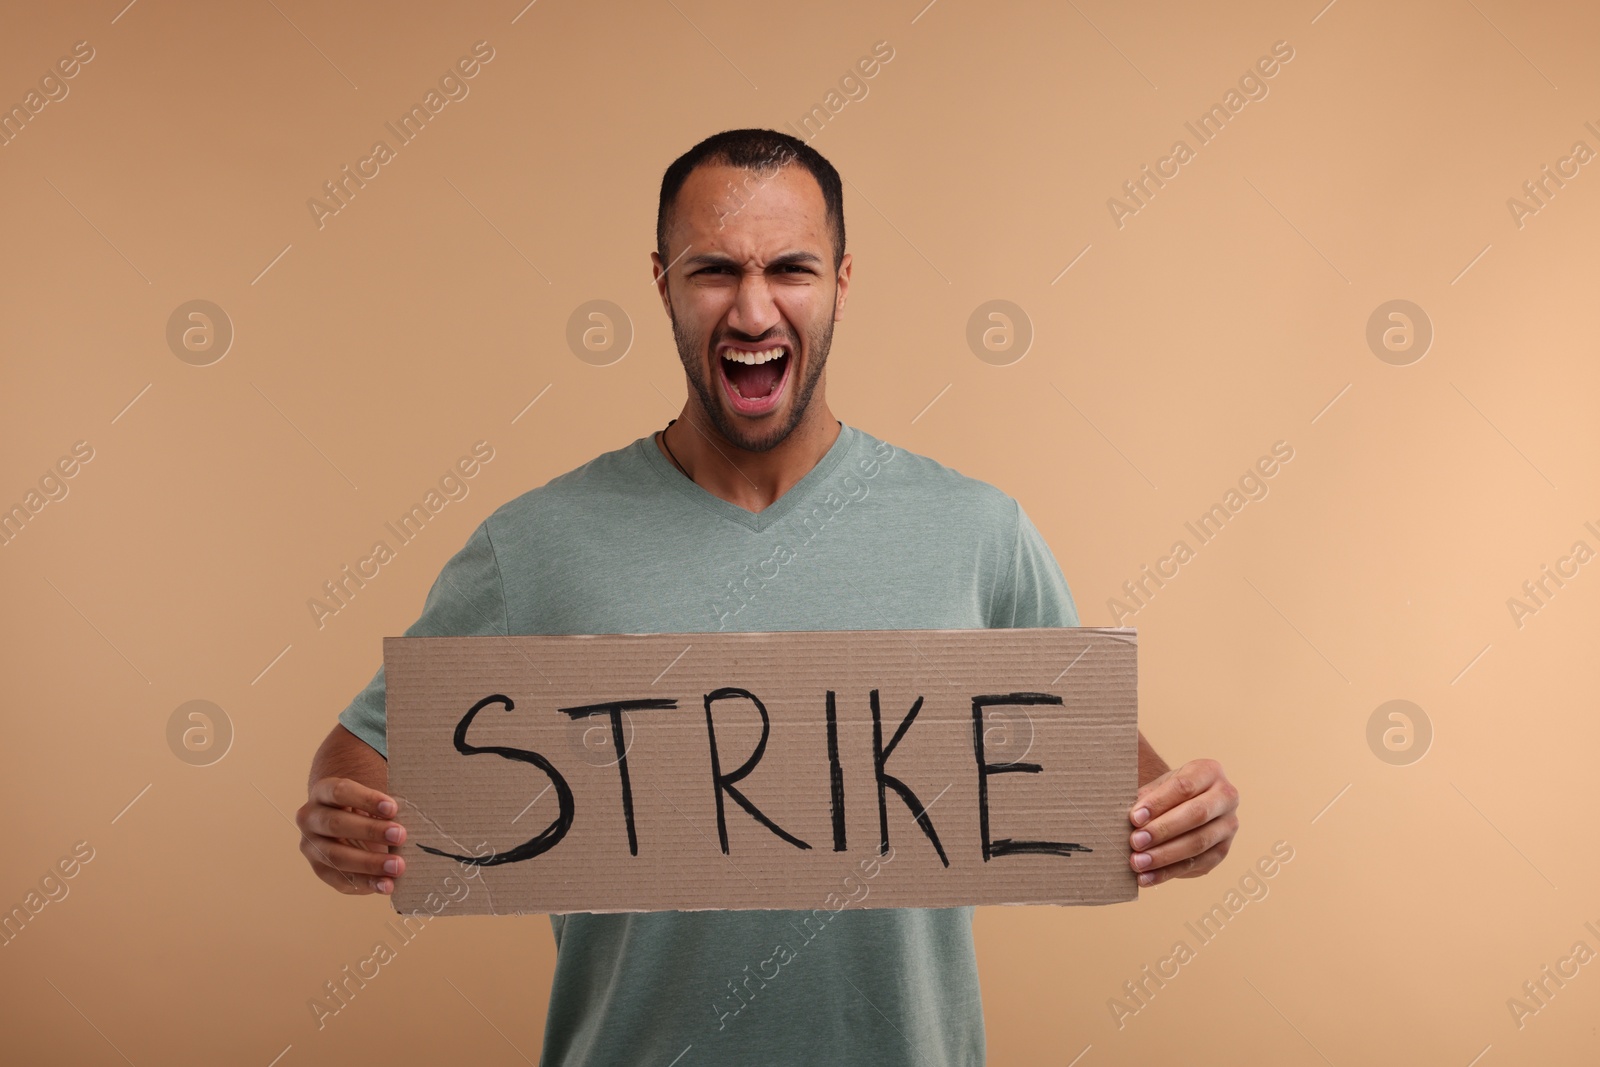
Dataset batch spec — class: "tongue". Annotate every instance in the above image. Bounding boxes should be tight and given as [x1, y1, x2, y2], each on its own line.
[725, 355, 785, 399]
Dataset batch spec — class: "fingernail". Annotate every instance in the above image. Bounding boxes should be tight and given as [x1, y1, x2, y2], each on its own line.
[1131, 830, 1151, 849]
[383, 858, 401, 875]
[1132, 852, 1152, 870]
[385, 826, 404, 844]
[1138, 872, 1155, 886]
[1132, 807, 1150, 826]
[378, 800, 397, 817]
[373, 877, 392, 894]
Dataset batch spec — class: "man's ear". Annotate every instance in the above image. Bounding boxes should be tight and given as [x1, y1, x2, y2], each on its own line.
[833, 251, 853, 321]
[650, 251, 673, 317]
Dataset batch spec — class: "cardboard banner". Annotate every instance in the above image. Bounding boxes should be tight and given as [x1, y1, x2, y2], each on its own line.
[385, 627, 1139, 914]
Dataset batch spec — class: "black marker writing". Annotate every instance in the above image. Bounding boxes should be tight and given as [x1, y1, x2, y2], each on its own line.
[825, 690, 846, 852]
[417, 693, 575, 865]
[971, 693, 1091, 861]
[870, 689, 948, 867]
[704, 687, 811, 854]
[558, 698, 678, 856]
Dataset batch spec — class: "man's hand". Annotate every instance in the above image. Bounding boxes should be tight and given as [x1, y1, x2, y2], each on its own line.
[1127, 758, 1238, 887]
[296, 776, 408, 896]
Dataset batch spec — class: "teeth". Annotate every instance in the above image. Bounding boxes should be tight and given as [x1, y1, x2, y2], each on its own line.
[720, 347, 787, 366]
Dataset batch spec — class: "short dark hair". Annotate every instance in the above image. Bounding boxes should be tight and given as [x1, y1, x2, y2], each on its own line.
[656, 128, 846, 273]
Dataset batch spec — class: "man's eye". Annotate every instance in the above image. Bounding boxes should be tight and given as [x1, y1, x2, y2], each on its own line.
[690, 264, 811, 276]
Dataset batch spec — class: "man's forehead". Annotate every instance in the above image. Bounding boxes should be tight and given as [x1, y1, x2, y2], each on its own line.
[673, 162, 828, 245]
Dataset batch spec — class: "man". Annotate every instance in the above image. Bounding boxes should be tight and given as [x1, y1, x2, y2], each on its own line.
[297, 128, 1239, 1064]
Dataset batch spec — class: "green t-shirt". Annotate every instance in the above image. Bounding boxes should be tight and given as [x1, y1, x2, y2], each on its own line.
[338, 421, 1079, 1066]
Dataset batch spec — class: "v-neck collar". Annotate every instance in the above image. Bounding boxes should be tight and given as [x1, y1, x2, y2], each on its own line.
[636, 421, 858, 533]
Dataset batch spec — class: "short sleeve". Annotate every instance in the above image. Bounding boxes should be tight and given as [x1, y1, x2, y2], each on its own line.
[993, 500, 1079, 628]
[336, 520, 509, 758]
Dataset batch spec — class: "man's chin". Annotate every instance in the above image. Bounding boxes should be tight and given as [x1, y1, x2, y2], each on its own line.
[709, 408, 793, 454]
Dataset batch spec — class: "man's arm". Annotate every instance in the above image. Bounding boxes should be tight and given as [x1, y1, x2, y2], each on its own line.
[1137, 729, 1169, 787]
[308, 722, 388, 794]
[295, 724, 408, 896]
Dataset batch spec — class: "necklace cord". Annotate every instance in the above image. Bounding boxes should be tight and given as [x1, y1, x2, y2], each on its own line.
[659, 419, 690, 479]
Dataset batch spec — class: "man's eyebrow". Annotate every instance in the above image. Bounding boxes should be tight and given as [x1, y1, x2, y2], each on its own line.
[680, 250, 825, 269]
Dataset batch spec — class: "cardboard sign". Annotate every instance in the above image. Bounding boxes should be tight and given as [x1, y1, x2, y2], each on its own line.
[385, 627, 1139, 914]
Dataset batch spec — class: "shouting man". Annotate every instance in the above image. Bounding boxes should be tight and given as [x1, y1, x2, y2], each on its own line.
[297, 128, 1239, 1065]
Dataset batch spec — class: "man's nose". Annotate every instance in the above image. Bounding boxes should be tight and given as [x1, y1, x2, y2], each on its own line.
[726, 273, 781, 338]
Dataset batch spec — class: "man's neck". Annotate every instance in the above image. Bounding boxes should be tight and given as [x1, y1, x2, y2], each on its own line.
[657, 404, 841, 513]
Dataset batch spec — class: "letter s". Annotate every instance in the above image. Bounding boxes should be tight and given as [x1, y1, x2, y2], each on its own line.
[471, 439, 495, 463]
[72, 40, 96, 63]
[72, 440, 95, 463]
[1271, 439, 1294, 462]
[1271, 40, 1294, 63]
[415, 694, 575, 865]
[73, 840, 95, 863]
[472, 40, 496, 63]
[1271, 839, 1294, 863]
[872, 39, 895, 63]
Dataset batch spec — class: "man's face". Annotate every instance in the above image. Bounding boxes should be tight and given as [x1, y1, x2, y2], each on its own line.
[653, 161, 850, 453]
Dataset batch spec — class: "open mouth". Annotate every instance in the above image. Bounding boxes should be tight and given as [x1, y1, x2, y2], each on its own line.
[716, 344, 791, 416]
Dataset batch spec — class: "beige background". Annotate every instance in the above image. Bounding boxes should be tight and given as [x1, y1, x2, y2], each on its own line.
[2, 0, 1596, 1063]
